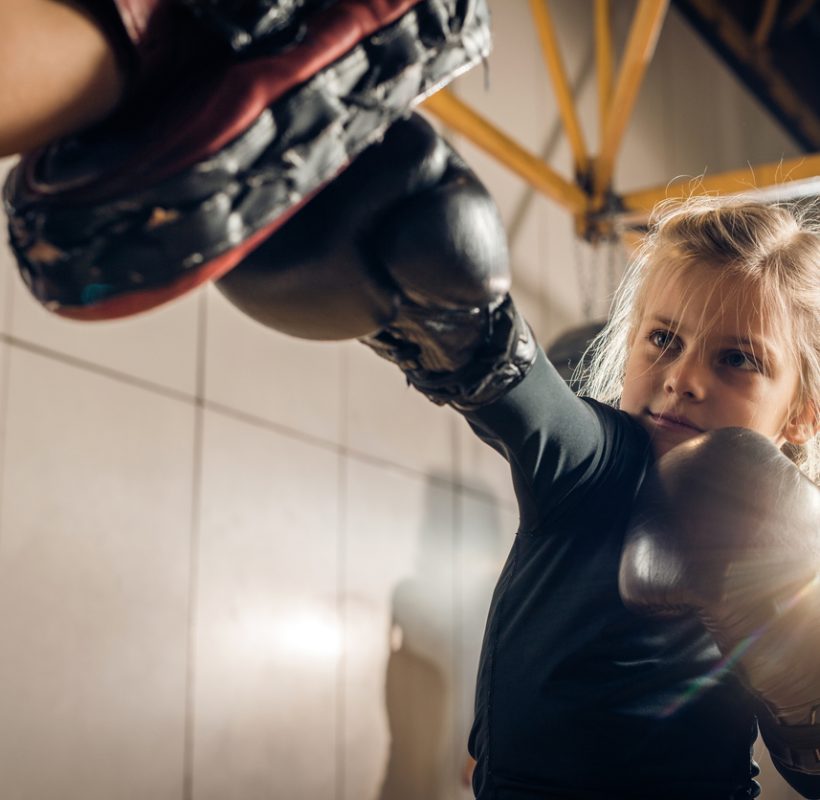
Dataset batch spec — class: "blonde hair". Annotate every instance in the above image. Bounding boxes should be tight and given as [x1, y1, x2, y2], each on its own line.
[580, 196, 820, 482]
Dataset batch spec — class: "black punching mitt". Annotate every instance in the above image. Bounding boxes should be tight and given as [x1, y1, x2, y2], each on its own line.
[218, 113, 536, 407]
[216, 112, 510, 341]
[2, 0, 491, 320]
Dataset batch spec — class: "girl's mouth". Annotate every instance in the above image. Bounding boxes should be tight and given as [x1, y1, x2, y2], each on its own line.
[647, 411, 703, 433]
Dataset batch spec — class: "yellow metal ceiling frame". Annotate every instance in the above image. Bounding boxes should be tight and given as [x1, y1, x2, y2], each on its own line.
[529, 0, 590, 178]
[595, 0, 614, 151]
[423, 89, 588, 213]
[622, 152, 820, 215]
[422, 0, 820, 241]
[594, 0, 668, 199]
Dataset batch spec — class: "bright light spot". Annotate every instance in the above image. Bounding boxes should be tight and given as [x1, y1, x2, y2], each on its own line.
[236, 606, 343, 664]
[278, 609, 343, 660]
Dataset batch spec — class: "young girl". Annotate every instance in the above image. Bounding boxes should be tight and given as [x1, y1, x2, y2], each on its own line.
[233, 114, 819, 797]
[2, 4, 818, 797]
[435, 196, 820, 800]
[585, 198, 820, 476]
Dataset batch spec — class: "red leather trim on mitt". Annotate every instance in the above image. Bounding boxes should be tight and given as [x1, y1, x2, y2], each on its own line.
[54, 184, 320, 321]
[28, 0, 423, 199]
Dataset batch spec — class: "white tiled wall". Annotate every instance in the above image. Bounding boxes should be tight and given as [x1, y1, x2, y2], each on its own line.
[0, 349, 194, 800]
[9, 280, 202, 396]
[193, 410, 340, 800]
[204, 285, 347, 445]
[344, 341, 459, 476]
[0, 3, 805, 799]
[343, 460, 456, 800]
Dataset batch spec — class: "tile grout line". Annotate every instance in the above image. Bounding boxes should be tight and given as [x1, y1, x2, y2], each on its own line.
[0, 341, 13, 555]
[205, 399, 515, 507]
[182, 290, 209, 800]
[336, 451, 348, 800]
[0, 333, 194, 405]
[182, 401, 204, 800]
[0, 269, 15, 556]
[0, 333, 515, 508]
[452, 411, 463, 793]
[336, 344, 349, 800]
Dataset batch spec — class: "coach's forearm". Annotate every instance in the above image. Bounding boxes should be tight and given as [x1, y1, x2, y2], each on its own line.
[0, 0, 125, 156]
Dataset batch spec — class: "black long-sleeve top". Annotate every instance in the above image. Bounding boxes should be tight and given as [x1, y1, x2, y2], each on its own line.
[461, 347, 820, 799]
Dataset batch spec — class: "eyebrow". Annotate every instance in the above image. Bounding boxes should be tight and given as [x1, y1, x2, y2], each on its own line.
[650, 315, 679, 329]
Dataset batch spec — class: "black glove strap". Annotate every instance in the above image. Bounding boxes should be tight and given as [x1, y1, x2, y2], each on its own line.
[758, 703, 820, 775]
[361, 295, 538, 410]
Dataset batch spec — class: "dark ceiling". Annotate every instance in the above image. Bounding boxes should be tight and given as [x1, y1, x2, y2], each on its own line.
[672, 0, 820, 151]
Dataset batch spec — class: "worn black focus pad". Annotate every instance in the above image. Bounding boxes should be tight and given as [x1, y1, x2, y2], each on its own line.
[620, 429, 820, 775]
[3, 0, 490, 320]
[177, 0, 337, 54]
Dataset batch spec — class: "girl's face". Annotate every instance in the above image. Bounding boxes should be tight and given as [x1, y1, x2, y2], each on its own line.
[620, 265, 807, 458]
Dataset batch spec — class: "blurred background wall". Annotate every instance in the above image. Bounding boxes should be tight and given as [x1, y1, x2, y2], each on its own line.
[0, 1, 806, 798]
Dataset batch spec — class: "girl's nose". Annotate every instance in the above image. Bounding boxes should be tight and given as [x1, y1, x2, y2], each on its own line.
[664, 353, 707, 400]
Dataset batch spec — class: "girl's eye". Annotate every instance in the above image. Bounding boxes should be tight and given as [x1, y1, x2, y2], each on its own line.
[723, 350, 760, 372]
[648, 329, 679, 352]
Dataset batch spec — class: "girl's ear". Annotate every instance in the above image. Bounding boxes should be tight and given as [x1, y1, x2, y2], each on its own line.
[783, 401, 820, 445]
